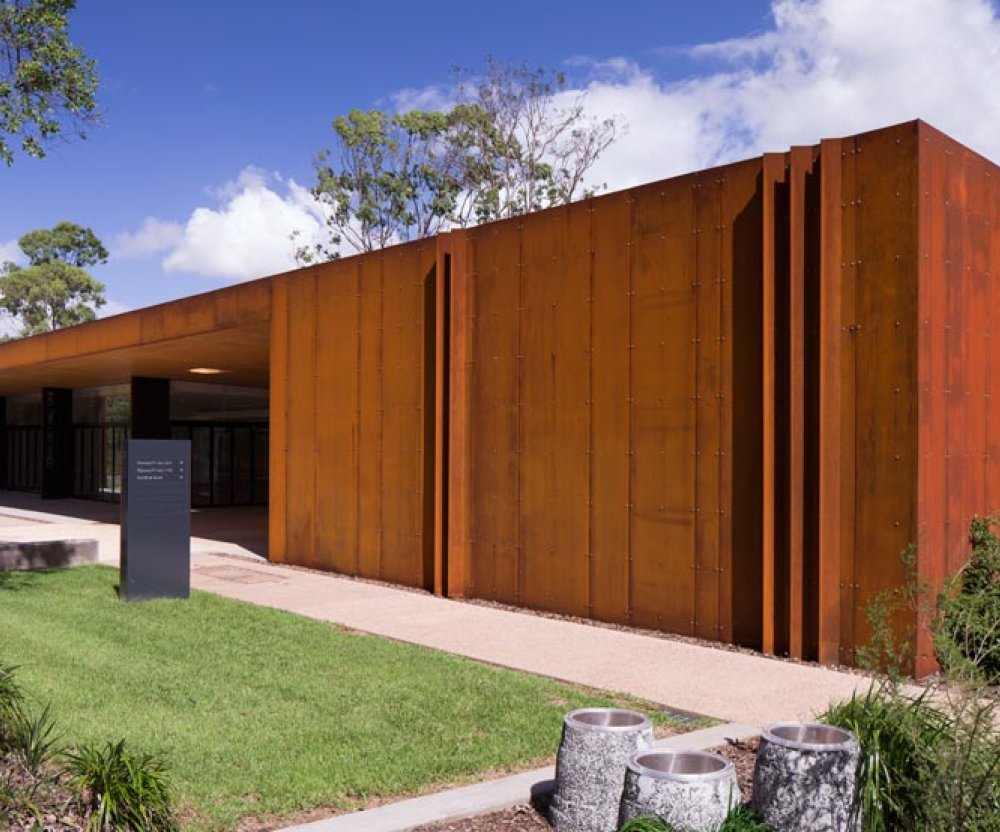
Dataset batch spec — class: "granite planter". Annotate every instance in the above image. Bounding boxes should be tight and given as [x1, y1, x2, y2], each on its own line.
[752, 722, 860, 832]
[618, 750, 739, 832]
[549, 708, 653, 832]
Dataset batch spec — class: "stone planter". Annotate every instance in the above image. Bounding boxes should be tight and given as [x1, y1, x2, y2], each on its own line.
[752, 722, 860, 832]
[618, 750, 739, 832]
[549, 708, 653, 832]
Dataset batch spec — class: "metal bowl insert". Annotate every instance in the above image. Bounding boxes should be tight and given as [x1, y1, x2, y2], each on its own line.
[564, 707, 651, 732]
[763, 722, 856, 752]
[628, 750, 734, 782]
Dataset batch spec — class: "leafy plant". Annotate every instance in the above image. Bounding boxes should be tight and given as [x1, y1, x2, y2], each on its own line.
[7, 701, 61, 773]
[65, 738, 177, 832]
[821, 517, 1000, 831]
[618, 817, 675, 832]
[823, 685, 943, 831]
[718, 805, 770, 831]
[936, 516, 1000, 683]
[0, 661, 24, 746]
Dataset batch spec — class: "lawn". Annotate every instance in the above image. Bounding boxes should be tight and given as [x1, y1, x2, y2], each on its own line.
[0, 566, 685, 830]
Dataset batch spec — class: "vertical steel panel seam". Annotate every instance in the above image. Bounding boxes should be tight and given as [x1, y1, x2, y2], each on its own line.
[377, 255, 385, 579]
[587, 201, 596, 618]
[354, 260, 362, 576]
[761, 153, 783, 654]
[626, 192, 635, 625]
[693, 173, 702, 636]
[717, 173, 731, 642]
[818, 137, 843, 665]
[514, 219, 526, 603]
[788, 147, 809, 659]
[268, 276, 289, 563]
[433, 236, 448, 595]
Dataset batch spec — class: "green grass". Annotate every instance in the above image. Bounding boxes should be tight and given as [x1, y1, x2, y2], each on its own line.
[0, 566, 686, 830]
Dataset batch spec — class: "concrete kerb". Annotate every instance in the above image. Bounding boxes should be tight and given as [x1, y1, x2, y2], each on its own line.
[276, 723, 761, 832]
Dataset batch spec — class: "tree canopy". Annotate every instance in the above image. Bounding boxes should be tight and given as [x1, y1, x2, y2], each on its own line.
[0, 221, 107, 335]
[297, 59, 621, 262]
[0, 0, 99, 165]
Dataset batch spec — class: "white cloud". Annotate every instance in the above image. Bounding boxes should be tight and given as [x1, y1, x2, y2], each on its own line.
[580, 0, 1000, 188]
[119, 168, 328, 282]
[112, 218, 184, 259]
[117, 0, 1000, 283]
[96, 299, 131, 319]
[0, 239, 21, 266]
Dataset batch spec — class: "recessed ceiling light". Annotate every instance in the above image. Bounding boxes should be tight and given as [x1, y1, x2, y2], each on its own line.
[189, 367, 227, 375]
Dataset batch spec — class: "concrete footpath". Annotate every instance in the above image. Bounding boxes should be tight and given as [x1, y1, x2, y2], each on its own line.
[0, 494, 875, 830]
[277, 723, 762, 832]
[0, 493, 870, 726]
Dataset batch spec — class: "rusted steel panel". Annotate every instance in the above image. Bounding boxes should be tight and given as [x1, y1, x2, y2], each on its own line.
[944, 145, 970, 572]
[434, 237, 449, 596]
[787, 146, 811, 659]
[629, 178, 697, 634]
[468, 222, 522, 603]
[914, 123, 1000, 675]
[989, 163, 1000, 520]
[852, 124, 920, 655]
[694, 172, 722, 641]
[516, 205, 591, 616]
[963, 153, 989, 566]
[729, 162, 765, 648]
[314, 261, 360, 576]
[284, 273, 318, 567]
[838, 138, 859, 666]
[447, 230, 473, 597]
[379, 247, 422, 587]
[357, 252, 384, 580]
[818, 138, 844, 665]
[589, 192, 632, 625]
[268, 277, 290, 563]
[761, 152, 787, 655]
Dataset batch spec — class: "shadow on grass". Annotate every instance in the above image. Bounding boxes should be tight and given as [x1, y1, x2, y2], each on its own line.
[0, 568, 56, 592]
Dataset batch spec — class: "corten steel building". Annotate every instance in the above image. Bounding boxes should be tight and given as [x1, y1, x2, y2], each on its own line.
[0, 120, 994, 674]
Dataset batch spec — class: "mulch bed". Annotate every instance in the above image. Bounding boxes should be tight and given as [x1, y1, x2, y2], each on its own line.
[414, 739, 760, 832]
[0, 756, 88, 831]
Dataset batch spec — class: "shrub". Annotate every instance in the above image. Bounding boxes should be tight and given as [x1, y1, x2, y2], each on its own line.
[0, 661, 24, 747]
[937, 516, 1000, 683]
[717, 805, 769, 832]
[822, 685, 943, 831]
[618, 818, 675, 832]
[66, 738, 177, 832]
[821, 516, 1000, 831]
[7, 701, 61, 774]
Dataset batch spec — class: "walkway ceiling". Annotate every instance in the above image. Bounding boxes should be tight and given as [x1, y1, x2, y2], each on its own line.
[0, 280, 273, 395]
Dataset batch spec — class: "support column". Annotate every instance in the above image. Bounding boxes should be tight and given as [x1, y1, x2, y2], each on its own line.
[0, 397, 7, 491]
[42, 388, 73, 499]
[130, 377, 171, 439]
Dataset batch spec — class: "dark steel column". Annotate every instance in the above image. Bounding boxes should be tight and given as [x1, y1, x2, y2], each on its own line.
[130, 377, 171, 439]
[41, 388, 73, 499]
[0, 397, 7, 490]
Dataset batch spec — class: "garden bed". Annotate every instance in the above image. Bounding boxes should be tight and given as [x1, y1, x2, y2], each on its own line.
[413, 740, 759, 832]
[0, 566, 693, 830]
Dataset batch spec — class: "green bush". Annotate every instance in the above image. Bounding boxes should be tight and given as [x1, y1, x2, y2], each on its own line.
[717, 805, 769, 831]
[618, 818, 675, 832]
[822, 685, 943, 831]
[66, 738, 177, 832]
[937, 516, 1000, 683]
[7, 701, 61, 773]
[0, 661, 23, 747]
[617, 807, 769, 832]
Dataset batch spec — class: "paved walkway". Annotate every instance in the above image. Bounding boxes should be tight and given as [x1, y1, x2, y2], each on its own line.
[0, 492, 870, 726]
[0, 493, 878, 830]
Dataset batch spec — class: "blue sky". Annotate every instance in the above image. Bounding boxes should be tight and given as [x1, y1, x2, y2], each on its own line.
[4, 0, 1000, 315]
